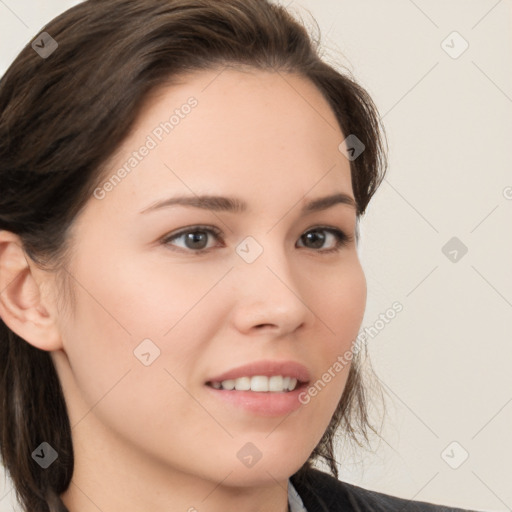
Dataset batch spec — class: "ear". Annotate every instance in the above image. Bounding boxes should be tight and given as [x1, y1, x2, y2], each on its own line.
[0, 230, 63, 351]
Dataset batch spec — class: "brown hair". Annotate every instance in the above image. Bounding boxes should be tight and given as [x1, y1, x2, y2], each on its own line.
[0, 1, 387, 510]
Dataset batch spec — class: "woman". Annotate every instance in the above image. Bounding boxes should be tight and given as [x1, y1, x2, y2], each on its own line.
[0, 1, 479, 511]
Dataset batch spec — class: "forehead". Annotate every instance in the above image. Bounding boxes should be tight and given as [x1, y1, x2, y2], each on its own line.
[91, 67, 353, 218]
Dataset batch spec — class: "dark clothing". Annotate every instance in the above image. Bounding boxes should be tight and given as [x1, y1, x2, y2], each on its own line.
[290, 467, 480, 512]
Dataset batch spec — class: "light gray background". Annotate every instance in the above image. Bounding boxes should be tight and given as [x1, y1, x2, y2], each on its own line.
[1, 1, 511, 511]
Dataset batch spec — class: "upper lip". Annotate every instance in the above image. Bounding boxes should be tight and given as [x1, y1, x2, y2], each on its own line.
[206, 360, 311, 384]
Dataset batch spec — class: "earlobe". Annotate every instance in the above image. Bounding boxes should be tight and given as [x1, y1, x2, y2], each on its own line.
[0, 230, 63, 351]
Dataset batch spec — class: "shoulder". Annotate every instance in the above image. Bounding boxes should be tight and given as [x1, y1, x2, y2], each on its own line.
[290, 467, 480, 512]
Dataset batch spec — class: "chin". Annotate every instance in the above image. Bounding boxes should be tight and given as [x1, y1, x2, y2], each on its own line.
[210, 451, 309, 488]
[222, 464, 301, 488]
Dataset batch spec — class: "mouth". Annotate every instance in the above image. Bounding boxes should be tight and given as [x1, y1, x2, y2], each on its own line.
[204, 377, 309, 417]
[203, 360, 311, 415]
[204, 359, 311, 417]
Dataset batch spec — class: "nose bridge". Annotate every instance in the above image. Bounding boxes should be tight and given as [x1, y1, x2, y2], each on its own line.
[236, 232, 295, 295]
[230, 233, 311, 332]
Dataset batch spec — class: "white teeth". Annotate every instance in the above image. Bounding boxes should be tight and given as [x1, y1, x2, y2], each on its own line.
[234, 376, 251, 391]
[211, 375, 300, 392]
[268, 375, 283, 392]
[251, 376, 268, 392]
[221, 379, 235, 390]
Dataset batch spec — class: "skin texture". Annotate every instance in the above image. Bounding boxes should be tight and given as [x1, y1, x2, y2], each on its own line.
[0, 68, 367, 512]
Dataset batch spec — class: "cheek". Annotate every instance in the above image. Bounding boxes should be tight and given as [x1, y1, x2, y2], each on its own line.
[305, 260, 366, 407]
[59, 255, 222, 398]
[57, 266, 213, 460]
[112, 254, 230, 336]
[315, 258, 367, 347]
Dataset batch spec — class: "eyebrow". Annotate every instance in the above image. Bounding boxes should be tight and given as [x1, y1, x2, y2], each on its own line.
[139, 192, 357, 215]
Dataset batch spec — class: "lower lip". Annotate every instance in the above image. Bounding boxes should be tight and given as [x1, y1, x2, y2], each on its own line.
[204, 383, 308, 417]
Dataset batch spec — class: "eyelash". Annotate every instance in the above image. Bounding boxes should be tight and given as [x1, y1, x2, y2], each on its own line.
[160, 225, 353, 255]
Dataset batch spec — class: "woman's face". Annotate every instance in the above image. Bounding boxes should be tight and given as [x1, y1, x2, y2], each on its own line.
[51, 68, 366, 490]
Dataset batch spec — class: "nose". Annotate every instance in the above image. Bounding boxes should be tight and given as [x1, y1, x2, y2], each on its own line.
[229, 244, 315, 337]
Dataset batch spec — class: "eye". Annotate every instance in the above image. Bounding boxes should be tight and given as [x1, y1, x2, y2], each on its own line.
[296, 227, 352, 253]
[161, 226, 223, 253]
